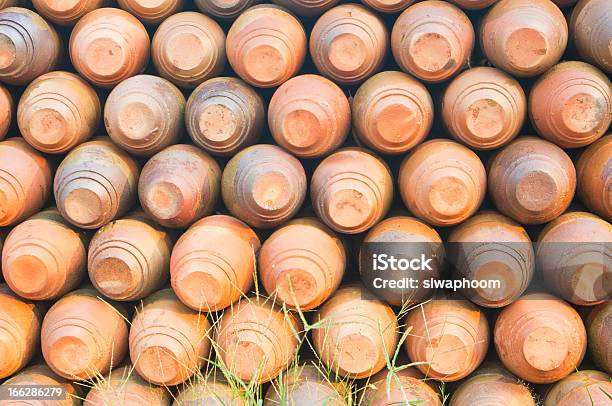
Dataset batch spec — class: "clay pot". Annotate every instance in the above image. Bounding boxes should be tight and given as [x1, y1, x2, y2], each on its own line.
[226, 5, 306, 88]
[271, 0, 338, 16]
[449, 363, 535, 406]
[0, 7, 60, 85]
[361, 368, 441, 405]
[0, 138, 51, 227]
[152, 12, 225, 89]
[186, 77, 264, 156]
[488, 137, 576, 224]
[117, 0, 182, 24]
[173, 378, 247, 405]
[442, 67, 526, 150]
[54, 138, 140, 229]
[1, 365, 81, 406]
[69, 8, 150, 88]
[447, 212, 534, 308]
[259, 218, 346, 310]
[361, 0, 415, 13]
[480, 0, 567, 77]
[446, 0, 498, 9]
[194, 0, 259, 20]
[359, 216, 444, 306]
[577, 135, 612, 221]
[222, 144, 307, 229]
[139, 144, 221, 228]
[0, 84, 12, 140]
[41, 288, 128, 381]
[404, 299, 489, 382]
[571, 0, 612, 73]
[2, 208, 87, 301]
[544, 370, 612, 406]
[537, 211, 612, 306]
[311, 148, 393, 234]
[399, 139, 486, 227]
[494, 293, 587, 384]
[312, 284, 399, 379]
[215, 296, 302, 384]
[130, 289, 211, 386]
[310, 4, 387, 85]
[89, 213, 173, 301]
[269, 74, 350, 158]
[84, 366, 171, 405]
[587, 302, 612, 373]
[391, 1, 474, 83]
[0, 285, 41, 379]
[18, 71, 101, 154]
[32, 0, 106, 25]
[105, 75, 185, 156]
[170, 215, 260, 312]
[352, 71, 433, 154]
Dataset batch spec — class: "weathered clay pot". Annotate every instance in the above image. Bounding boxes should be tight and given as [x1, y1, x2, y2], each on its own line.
[130, 289, 211, 386]
[361, 0, 415, 13]
[392, 1, 474, 83]
[480, 0, 567, 77]
[170, 215, 260, 312]
[570, 0, 612, 73]
[310, 4, 387, 85]
[442, 67, 526, 150]
[259, 218, 346, 310]
[84, 366, 171, 405]
[139, 144, 221, 228]
[69, 8, 150, 88]
[577, 135, 612, 221]
[311, 148, 393, 234]
[272, 0, 338, 16]
[488, 137, 576, 224]
[447, 0, 498, 9]
[194, 0, 259, 20]
[587, 302, 612, 373]
[312, 284, 399, 379]
[105, 74, 185, 156]
[173, 378, 247, 405]
[544, 370, 612, 406]
[0, 138, 51, 227]
[0, 365, 81, 406]
[186, 77, 264, 156]
[494, 292, 587, 384]
[152, 11, 225, 89]
[18, 71, 101, 154]
[0, 84, 12, 140]
[269, 74, 350, 158]
[54, 138, 140, 229]
[117, 0, 182, 24]
[352, 71, 433, 154]
[0, 7, 60, 85]
[41, 288, 128, 381]
[399, 139, 486, 226]
[32, 0, 105, 25]
[361, 368, 441, 405]
[222, 144, 306, 229]
[2, 208, 87, 301]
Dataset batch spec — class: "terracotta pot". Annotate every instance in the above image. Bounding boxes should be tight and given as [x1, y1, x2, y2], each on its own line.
[442, 67, 526, 150]
[446, 0, 498, 9]
[0, 138, 51, 227]
[352, 71, 433, 154]
[105, 75, 185, 156]
[173, 378, 247, 405]
[69, 8, 150, 88]
[194, 0, 259, 20]
[32, 0, 106, 25]
[447, 212, 534, 308]
[259, 218, 345, 310]
[544, 370, 612, 406]
[2, 208, 87, 301]
[89, 212, 173, 301]
[84, 366, 171, 405]
[480, 0, 567, 77]
[361, 0, 415, 13]
[215, 296, 302, 384]
[577, 135, 612, 221]
[361, 368, 441, 405]
[310, 4, 387, 85]
[226, 5, 306, 88]
[117, 0, 182, 24]
[222, 144, 306, 229]
[18, 71, 101, 154]
[399, 139, 486, 227]
[311, 148, 393, 234]
[359, 216, 444, 306]
[488, 137, 576, 224]
[312, 284, 398, 379]
[0, 7, 60, 85]
[54, 138, 140, 229]
[269, 74, 350, 158]
[587, 302, 612, 373]
[0, 84, 12, 140]
[392, 1, 474, 83]
[0, 365, 81, 406]
[186, 77, 264, 156]
[494, 293, 587, 384]
[130, 289, 211, 386]
[139, 144, 221, 228]
[0, 285, 41, 379]
[404, 299, 489, 382]
[152, 11, 225, 89]
[272, 0, 338, 16]
[570, 0, 612, 73]
[41, 288, 128, 381]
